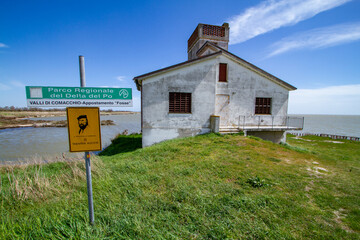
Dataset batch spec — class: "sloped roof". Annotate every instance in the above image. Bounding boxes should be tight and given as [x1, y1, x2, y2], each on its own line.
[133, 52, 222, 90]
[199, 42, 297, 90]
[133, 43, 296, 91]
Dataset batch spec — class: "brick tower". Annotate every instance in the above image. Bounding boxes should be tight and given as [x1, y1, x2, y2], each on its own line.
[187, 23, 230, 60]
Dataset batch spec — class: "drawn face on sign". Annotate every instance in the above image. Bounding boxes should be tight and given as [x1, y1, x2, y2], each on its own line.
[77, 115, 88, 134]
[67, 107, 101, 152]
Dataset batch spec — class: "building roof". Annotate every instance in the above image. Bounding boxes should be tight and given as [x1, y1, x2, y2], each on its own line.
[133, 51, 222, 90]
[199, 42, 297, 90]
[133, 43, 297, 91]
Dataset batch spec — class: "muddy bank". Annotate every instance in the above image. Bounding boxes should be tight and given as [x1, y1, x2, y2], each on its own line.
[0, 116, 115, 129]
[0, 110, 137, 119]
[0, 114, 119, 130]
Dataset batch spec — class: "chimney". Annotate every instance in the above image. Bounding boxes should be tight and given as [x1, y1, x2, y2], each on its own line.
[187, 23, 229, 60]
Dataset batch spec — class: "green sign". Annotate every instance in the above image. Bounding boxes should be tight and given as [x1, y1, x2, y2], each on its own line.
[26, 86, 132, 107]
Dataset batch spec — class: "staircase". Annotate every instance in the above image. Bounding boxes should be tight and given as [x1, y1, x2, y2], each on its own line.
[219, 127, 242, 134]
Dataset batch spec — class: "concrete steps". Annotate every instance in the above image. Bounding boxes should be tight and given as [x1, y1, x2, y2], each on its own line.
[219, 127, 242, 134]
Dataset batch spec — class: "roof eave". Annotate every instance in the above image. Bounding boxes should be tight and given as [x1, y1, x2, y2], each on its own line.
[222, 52, 297, 91]
[196, 42, 297, 91]
[215, 45, 296, 91]
[133, 42, 297, 91]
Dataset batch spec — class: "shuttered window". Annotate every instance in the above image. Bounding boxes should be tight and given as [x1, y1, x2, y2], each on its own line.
[219, 63, 227, 82]
[169, 92, 192, 113]
[255, 98, 271, 114]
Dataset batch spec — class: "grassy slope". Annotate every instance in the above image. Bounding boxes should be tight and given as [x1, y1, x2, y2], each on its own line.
[0, 133, 359, 239]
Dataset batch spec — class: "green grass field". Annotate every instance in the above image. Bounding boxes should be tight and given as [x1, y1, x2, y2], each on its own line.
[1, 133, 359, 239]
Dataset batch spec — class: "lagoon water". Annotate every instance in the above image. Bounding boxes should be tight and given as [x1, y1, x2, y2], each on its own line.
[0, 113, 141, 164]
[0, 113, 359, 163]
[289, 114, 360, 138]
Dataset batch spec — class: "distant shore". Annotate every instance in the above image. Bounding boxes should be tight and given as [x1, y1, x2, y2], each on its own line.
[0, 110, 138, 130]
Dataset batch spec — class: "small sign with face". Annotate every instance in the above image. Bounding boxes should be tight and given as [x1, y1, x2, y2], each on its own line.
[66, 107, 102, 152]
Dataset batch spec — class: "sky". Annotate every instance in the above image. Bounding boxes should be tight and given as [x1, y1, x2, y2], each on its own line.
[1, 0, 360, 114]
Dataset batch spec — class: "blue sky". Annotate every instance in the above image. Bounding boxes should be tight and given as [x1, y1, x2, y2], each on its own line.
[1, 0, 359, 114]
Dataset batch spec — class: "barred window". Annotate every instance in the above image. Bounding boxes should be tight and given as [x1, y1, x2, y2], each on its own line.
[219, 63, 227, 82]
[169, 92, 192, 113]
[255, 98, 271, 114]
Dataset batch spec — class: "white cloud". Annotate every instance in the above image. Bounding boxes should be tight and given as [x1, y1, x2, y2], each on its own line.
[289, 84, 360, 114]
[0, 43, 8, 48]
[0, 81, 25, 91]
[228, 0, 351, 44]
[268, 22, 360, 57]
[10, 81, 25, 88]
[116, 76, 126, 82]
[0, 83, 11, 91]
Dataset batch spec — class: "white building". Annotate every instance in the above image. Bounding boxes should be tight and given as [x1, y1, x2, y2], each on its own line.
[134, 23, 303, 147]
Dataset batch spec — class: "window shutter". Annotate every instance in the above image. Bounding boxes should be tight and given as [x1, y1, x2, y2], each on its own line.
[255, 98, 271, 114]
[219, 63, 227, 82]
[169, 92, 192, 113]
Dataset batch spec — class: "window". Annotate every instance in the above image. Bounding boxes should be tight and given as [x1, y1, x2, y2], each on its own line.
[169, 92, 191, 113]
[255, 98, 271, 114]
[219, 63, 227, 82]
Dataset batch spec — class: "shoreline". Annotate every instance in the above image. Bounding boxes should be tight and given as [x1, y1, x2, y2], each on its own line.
[0, 110, 139, 130]
[1, 131, 358, 166]
[288, 131, 360, 142]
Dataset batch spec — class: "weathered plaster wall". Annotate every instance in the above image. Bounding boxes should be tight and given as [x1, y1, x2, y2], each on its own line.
[141, 54, 290, 147]
[215, 55, 289, 127]
[142, 58, 218, 147]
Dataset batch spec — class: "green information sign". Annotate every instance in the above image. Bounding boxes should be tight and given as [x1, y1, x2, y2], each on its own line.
[26, 86, 132, 107]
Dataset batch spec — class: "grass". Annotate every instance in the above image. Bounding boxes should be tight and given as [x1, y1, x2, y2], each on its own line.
[0, 133, 359, 239]
[99, 133, 142, 156]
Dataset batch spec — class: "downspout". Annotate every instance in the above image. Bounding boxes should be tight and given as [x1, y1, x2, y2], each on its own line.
[141, 84, 143, 138]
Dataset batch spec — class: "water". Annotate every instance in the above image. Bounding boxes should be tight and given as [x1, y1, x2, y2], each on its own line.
[0, 114, 359, 163]
[0, 113, 141, 164]
[290, 114, 360, 138]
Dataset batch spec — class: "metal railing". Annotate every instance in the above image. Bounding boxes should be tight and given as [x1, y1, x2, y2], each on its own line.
[237, 115, 304, 130]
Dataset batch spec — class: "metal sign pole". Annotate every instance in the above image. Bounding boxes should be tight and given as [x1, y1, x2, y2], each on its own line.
[79, 55, 95, 225]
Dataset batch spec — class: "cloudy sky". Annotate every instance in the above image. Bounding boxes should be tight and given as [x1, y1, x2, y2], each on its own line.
[1, 0, 359, 114]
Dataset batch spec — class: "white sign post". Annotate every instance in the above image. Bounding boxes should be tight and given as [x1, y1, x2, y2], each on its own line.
[25, 56, 133, 225]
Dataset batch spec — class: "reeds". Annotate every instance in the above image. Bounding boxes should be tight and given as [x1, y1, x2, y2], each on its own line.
[6, 165, 52, 201]
[1, 153, 104, 203]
